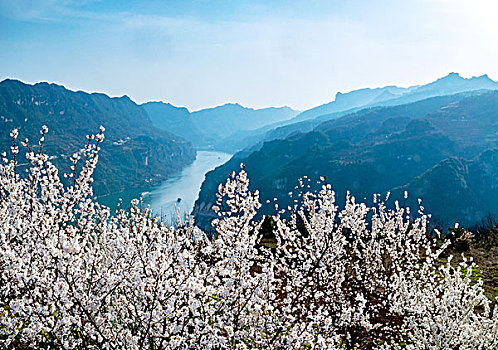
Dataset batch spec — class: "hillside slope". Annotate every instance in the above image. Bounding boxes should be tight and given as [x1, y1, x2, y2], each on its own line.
[0, 79, 196, 196]
[391, 150, 498, 227]
[142, 101, 298, 150]
[224, 73, 498, 153]
[194, 91, 498, 229]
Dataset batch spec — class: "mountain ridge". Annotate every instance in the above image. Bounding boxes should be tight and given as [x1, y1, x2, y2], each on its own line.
[0, 79, 196, 198]
[142, 101, 299, 150]
[210, 73, 498, 153]
[194, 89, 498, 229]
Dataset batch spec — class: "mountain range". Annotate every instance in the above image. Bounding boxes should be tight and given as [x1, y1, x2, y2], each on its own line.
[216, 73, 498, 153]
[194, 88, 498, 229]
[142, 101, 298, 150]
[0, 79, 196, 197]
[2, 73, 497, 229]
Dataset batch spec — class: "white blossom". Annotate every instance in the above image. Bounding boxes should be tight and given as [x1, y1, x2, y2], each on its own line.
[0, 128, 496, 349]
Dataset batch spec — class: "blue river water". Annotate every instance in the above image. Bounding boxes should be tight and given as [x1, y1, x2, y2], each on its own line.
[98, 151, 231, 221]
[145, 150, 231, 220]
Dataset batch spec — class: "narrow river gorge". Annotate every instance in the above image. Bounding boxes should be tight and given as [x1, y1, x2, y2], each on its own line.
[98, 151, 232, 222]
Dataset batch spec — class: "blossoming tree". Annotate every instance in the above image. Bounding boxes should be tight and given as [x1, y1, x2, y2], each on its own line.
[0, 127, 496, 349]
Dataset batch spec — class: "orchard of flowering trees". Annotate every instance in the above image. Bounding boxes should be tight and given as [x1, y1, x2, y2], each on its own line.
[0, 127, 497, 350]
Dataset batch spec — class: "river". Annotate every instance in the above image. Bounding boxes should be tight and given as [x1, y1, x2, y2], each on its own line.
[98, 151, 232, 220]
[145, 150, 231, 220]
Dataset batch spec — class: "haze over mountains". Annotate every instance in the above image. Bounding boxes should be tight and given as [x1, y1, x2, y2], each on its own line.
[193, 74, 498, 229]
[142, 101, 298, 150]
[143, 72, 498, 154]
[226, 72, 498, 153]
[1, 72, 497, 229]
[289, 73, 498, 123]
[0, 79, 196, 196]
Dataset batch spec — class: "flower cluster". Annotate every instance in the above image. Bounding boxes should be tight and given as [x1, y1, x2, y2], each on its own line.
[0, 128, 496, 349]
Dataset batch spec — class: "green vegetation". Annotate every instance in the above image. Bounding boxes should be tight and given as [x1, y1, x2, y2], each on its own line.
[195, 90, 498, 230]
[445, 222, 498, 300]
[0, 79, 196, 197]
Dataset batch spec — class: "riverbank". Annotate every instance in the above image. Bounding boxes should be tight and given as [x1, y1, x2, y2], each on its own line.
[97, 151, 232, 221]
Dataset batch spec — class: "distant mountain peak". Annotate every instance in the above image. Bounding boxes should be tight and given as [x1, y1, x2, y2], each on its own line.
[35, 81, 60, 86]
[141, 101, 191, 117]
[2, 79, 64, 92]
[1, 78, 26, 85]
[410, 72, 498, 95]
[433, 72, 463, 84]
[447, 72, 461, 78]
[211, 102, 298, 113]
[200, 102, 248, 112]
[474, 73, 493, 82]
[144, 100, 190, 111]
[224, 102, 252, 110]
[437, 72, 496, 83]
[118, 95, 132, 102]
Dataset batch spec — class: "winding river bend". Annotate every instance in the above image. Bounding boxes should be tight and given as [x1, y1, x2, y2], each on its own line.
[145, 151, 232, 220]
[97, 151, 232, 221]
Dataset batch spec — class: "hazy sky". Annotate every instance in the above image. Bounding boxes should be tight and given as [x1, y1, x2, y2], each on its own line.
[1, 0, 497, 111]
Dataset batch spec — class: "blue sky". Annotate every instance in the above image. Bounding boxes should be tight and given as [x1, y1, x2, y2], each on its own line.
[1, 0, 497, 111]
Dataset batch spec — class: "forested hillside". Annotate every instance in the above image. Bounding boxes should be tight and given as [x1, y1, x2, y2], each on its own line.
[0, 79, 196, 196]
[194, 91, 498, 229]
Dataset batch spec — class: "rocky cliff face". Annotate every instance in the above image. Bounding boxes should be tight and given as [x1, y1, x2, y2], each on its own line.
[0, 79, 196, 197]
[194, 90, 498, 229]
[391, 149, 498, 227]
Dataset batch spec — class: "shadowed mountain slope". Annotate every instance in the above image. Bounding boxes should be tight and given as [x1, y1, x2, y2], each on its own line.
[194, 90, 498, 229]
[142, 101, 298, 150]
[0, 79, 196, 196]
[218, 73, 498, 153]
